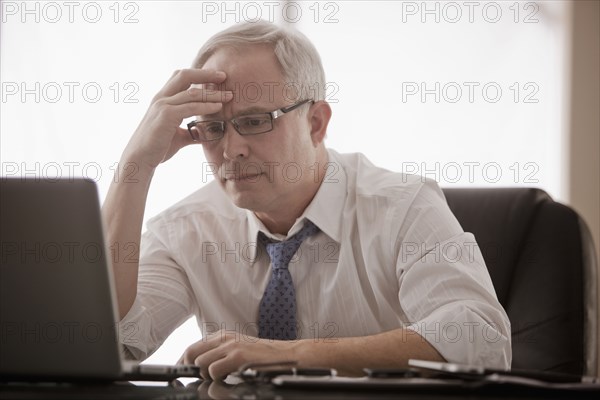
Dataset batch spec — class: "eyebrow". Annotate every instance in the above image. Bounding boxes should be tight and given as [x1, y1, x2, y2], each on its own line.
[201, 105, 272, 120]
[239, 106, 270, 115]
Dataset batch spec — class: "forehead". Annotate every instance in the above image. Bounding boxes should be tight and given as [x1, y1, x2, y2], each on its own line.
[203, 45, 287, 107]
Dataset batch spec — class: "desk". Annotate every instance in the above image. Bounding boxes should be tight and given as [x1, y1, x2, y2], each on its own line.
[2, 377, 599, 400]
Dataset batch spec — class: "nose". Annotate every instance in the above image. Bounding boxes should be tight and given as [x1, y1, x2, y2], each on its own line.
[222, 122, 250, 161]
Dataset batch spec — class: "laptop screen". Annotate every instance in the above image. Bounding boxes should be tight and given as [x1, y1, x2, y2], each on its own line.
[1, 178, 124, 380]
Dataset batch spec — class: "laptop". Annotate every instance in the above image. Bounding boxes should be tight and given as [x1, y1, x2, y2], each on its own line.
[0, 177, 200, 382]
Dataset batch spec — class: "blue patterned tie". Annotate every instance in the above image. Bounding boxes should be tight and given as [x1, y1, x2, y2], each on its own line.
[258, 220, 320, 340]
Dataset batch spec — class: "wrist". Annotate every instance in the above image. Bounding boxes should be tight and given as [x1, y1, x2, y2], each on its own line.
[289, 338, 318, 368]
[112, 157, 155, 185]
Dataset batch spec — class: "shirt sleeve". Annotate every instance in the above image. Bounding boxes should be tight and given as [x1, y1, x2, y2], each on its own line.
[394, 179, 512, 369]
[118, 217, 197, 361]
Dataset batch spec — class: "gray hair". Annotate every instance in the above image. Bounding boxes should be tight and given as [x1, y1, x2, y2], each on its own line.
[192, 20, 326, 102]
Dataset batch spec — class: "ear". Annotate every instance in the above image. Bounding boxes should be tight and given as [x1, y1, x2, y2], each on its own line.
[307, 101, 332, 147]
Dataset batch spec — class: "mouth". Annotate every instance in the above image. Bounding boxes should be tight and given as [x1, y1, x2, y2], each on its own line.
[224, 173, 263, 182]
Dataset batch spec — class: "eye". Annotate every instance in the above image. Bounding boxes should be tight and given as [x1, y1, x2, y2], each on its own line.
[204, 122, 224, 135]
[194, 121, 225, 141]
[241, 117, 269, 127]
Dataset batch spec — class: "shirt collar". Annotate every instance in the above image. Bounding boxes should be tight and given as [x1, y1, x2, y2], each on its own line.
[302, 149, 346, 244]
[245, 148, 347, 267]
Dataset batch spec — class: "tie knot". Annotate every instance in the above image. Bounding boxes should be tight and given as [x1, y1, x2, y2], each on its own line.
[261, 220, 319, 270]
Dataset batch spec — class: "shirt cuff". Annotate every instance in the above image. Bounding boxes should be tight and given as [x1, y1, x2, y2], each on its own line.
[118, 299, 152, 361]
[409, 304, 512, 370]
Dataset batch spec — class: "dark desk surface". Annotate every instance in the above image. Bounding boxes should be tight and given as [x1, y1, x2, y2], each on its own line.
[2, 377, 600, 400]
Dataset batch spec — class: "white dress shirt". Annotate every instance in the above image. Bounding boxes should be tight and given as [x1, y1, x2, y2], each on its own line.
[120, 149, 512, 369]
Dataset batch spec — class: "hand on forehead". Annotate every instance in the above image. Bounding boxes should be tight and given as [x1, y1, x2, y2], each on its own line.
[198, 45, 292, 106]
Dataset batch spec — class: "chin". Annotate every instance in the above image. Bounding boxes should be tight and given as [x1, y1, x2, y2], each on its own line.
[224, 182, 264, 211]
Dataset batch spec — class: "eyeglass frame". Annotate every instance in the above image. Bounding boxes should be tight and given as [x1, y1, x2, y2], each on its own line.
[186, 98, 314, 142]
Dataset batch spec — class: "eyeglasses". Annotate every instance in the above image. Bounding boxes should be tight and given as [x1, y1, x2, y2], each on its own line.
[187, 99, 314, 142]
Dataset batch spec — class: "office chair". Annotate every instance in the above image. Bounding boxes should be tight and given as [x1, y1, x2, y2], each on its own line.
[442, 188, 598, 376]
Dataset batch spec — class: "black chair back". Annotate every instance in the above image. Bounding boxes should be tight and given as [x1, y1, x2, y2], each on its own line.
[442, 188, 597, 376]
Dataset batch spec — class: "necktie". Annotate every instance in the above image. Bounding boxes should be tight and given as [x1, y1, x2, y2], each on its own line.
[257, 220, 320, 340]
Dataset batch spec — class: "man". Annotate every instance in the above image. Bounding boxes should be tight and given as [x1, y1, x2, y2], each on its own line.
[103, 21, 511, 380]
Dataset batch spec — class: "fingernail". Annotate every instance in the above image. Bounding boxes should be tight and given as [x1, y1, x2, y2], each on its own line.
[188, 88, 201, 96]
[215, 71, 226, 78]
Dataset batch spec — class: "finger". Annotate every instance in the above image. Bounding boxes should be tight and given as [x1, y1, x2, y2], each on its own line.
[157, 69, 227, 99]
[194, 347, 228, 380]
[161, 127, 198, 163]
[163, 86, 233, 107]
[162, 69, 227, 98]
[207, 355, 240, 381]
[173, 126, 196, 148]
[160, 101, 224, 127]
[182, 336, 223, 365]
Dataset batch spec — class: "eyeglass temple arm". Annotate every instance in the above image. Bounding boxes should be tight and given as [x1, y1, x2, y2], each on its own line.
[270, 99, 314, 119]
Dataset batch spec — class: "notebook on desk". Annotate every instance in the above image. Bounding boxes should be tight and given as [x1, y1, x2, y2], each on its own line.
[0, 177, 199, 382]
